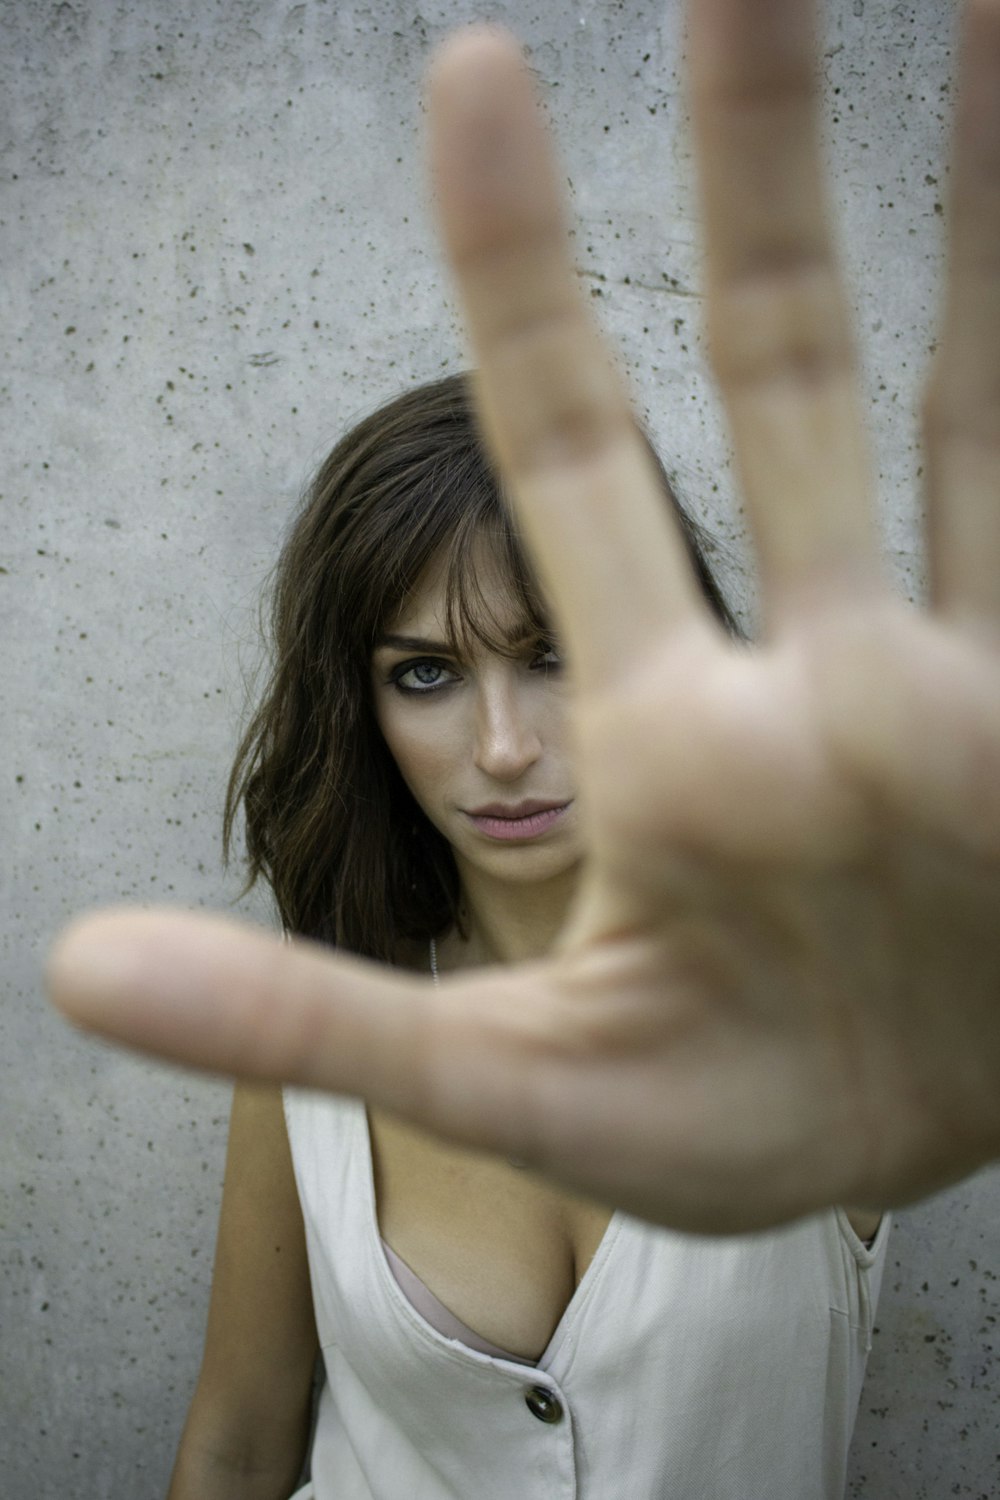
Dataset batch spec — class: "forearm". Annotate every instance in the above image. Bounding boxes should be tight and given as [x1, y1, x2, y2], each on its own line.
[168, 1445, 306, 1500]
[166, 1395, 309, 1500]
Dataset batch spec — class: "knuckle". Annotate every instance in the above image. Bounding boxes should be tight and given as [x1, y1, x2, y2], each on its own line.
[707, 260, 854, 390]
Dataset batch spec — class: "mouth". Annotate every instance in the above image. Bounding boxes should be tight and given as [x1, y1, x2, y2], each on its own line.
[463, 800, 572, 842]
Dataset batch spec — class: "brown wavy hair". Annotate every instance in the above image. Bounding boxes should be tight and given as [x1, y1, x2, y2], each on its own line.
[223, 371, 741, 961]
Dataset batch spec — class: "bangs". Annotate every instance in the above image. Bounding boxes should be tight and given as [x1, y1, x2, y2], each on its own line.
[440, 509, 551, 659]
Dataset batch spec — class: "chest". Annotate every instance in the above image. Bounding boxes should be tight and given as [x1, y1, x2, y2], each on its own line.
[367, 1107, 614, 1361]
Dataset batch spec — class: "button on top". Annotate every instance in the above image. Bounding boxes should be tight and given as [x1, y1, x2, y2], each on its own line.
[525, 1385, 563, 1424]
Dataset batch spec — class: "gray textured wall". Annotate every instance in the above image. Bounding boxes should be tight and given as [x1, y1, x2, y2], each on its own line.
[3, 2, 997, 1496]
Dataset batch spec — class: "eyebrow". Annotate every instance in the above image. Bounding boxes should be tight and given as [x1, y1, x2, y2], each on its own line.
[374, 633, 455, 655]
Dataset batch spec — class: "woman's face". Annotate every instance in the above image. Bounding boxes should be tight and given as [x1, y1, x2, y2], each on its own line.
[371, 540, 582, 890]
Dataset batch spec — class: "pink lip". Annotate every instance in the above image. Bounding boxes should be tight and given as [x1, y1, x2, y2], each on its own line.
[464, 800, 572, 841]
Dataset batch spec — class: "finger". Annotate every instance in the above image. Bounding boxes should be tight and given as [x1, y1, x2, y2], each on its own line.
[45, 907, 545, 1162]
[922, 0, 1000, 623]
[427, 26, 715, 690]
[47, 910, 417, 1089]
[688, 0, 882, 622]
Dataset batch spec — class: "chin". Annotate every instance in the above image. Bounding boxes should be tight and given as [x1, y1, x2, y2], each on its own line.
[479, 845, 581, 884]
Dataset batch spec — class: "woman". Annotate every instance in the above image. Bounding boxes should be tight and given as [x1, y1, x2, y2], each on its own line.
[166, 372, 888, 1500]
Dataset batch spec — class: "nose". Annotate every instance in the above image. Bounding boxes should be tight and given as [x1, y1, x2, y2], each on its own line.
[473, 674, 542, 781]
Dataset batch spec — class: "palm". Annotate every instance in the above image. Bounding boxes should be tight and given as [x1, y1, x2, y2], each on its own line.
[540, 603, 1000, 1226]
[47, 1, 1000, 1229]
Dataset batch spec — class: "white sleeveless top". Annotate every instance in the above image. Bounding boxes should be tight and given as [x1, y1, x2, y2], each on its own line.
[284, 1087, 889, 1500]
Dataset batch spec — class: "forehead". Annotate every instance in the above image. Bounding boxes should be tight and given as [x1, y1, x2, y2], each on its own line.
[385, 533, 536, 644]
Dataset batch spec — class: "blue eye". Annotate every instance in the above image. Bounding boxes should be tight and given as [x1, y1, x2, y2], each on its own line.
[390, 659, 458, 695]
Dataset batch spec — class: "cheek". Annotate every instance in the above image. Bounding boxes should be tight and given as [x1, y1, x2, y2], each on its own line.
[537, 689, 573, 763]
[377, 704, 459, 804]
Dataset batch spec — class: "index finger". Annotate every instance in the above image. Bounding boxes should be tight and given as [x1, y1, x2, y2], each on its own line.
[427, 27, 714, 689]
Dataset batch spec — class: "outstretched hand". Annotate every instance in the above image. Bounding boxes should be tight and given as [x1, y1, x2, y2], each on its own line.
[47, 0, 1000, 1232]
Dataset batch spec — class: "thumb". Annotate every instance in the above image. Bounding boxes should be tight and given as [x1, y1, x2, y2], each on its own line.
[44, 907, 541, 1156]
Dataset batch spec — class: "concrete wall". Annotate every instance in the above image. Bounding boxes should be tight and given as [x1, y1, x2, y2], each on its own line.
[3, 1, 997, 1495]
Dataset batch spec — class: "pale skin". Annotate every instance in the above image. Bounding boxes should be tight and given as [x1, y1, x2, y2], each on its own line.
[372, 537, 581, 969]
[47, 0, 1000, 1234]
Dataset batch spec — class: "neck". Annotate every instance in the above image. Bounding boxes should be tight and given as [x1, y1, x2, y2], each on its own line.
[441, 858, 581, 969]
